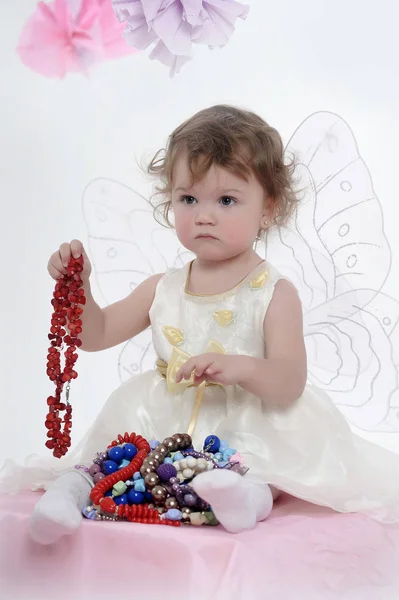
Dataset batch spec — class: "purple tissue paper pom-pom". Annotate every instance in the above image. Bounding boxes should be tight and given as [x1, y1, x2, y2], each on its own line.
[112, 0, 249, 75]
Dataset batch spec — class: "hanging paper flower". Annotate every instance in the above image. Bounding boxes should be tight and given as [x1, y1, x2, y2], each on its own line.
[112, 0, 249, 76]
[18, 0, 138, 78]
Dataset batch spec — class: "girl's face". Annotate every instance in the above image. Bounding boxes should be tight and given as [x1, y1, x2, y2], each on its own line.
[171, 154, 268, 261]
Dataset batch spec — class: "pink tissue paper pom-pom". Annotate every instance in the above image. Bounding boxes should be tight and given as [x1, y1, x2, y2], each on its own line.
[112, 0, 249, 76]
[17, 0, 137, 79]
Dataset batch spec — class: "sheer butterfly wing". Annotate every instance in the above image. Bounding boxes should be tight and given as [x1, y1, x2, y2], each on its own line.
[267, 112, 398, 431]
[265, 164, 337, 313]
[304, 289, 399, 431]
[82, 177, 193, 381]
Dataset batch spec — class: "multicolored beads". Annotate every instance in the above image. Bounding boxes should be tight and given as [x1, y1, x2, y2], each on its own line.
[80, 432, 247, 527]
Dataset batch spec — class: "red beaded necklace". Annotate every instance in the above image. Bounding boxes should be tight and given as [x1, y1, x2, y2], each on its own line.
[45, 256, 85, 458]
[89, 432, 180, 527]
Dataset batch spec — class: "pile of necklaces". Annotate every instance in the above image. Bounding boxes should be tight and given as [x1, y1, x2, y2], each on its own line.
[77, 432, 248, 527]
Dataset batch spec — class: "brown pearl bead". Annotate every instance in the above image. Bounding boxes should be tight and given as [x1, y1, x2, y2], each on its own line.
[172, 433, 184, 448]
[144, 458, 159, 470]
[140, 464, 154, 476]
[151, 451, 162, 462]
[163, 437, 178, 452]
[165, 497, 179, 509]
[182, 434, 192, 448]
[144, 472, 160, 488]
[156, 444, 168, 457]
[152, 485, 167, 504]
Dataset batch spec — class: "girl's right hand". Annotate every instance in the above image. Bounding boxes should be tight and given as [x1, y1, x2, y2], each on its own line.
[47, 240, 92, 281]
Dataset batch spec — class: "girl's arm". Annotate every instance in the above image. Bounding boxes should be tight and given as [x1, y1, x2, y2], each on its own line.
[80, 274, 163, 352]
[238, 279, 307, 407]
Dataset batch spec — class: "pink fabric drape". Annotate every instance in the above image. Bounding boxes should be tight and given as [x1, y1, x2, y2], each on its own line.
[2, 491, 399, 599]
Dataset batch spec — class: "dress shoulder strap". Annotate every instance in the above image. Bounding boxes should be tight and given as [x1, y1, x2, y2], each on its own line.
[150, 263, 188, 308]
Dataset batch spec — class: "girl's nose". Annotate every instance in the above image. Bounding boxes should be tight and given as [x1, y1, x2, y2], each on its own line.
[195, 210, 216, 225]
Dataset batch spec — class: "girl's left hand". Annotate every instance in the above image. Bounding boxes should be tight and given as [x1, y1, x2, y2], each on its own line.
[175, 353, 250, 387]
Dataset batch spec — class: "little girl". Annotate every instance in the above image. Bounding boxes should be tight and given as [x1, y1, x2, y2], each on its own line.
[8, 105, 399, 544]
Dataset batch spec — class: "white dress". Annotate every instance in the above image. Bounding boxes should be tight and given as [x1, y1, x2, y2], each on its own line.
[2, 261, 399, 522]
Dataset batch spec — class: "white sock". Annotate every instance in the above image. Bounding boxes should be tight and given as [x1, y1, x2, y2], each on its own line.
[192, 469, 273, 533]
[29, 470, 92, 545]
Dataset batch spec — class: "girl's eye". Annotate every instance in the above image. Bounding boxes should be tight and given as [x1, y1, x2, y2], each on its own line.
[182, 195, 197, 205]
[219, 196, 236, 206]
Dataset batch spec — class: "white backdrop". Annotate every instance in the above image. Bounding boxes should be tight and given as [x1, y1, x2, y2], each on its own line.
[1, 0, 399, 467]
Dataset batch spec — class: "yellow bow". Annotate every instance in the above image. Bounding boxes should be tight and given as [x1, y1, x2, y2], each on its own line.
[156, 339, 226, 436]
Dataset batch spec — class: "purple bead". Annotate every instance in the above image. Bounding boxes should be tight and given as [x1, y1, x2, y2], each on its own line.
[183, 450, 220, 468]
[157, 463, 177, 482]
[183, 494, 197, 507]
[89, 464, 101, 476]
[100, 452, 108, 461]
[170, 477, 179, 485]
[172, 483, 180, 492]
[197, 498, 210, 511]
[93, 472, 105, 484]
[176, 484, 199, 508]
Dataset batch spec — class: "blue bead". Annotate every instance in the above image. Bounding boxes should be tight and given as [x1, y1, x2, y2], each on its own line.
[127, 490, 145, 505]
[108, 446, 125, 462]
[163, 457, 173, 464]
[133, 471, 141, 480]
[149, 439, 160, 450]
[164, 509, 182, 521]
[144, 491, 153, 502]
[104, 460, 119, 475]
[114, 494, 128, 505]
[105, 490, 113, 497]
[219, 440, 229, 452]
[123, 443, 137, 459]
[82, 506, 96, 519]
[223, 449, 235, 462]
[204, 435, 220, 453]
[173, 452, 184, 462]
[215, 452, 223, 462]
[134, 479, 146, 493]
[118, 459, 130, 469]
[218, 461, 228, 468]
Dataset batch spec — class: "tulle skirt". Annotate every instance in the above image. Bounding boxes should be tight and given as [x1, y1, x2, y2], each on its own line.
[2, 370, 399, 523]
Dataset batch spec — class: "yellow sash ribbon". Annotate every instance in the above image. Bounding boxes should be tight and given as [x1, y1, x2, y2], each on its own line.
[156, 340, 226, 436]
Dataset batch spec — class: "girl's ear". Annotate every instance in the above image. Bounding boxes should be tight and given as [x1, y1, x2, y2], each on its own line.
[260, 198, 277, 231]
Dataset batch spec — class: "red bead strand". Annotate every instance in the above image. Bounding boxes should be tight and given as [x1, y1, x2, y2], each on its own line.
[88, 433, 178, 527]
[45, 255, 85, 458]
[90, 433, 150, 507]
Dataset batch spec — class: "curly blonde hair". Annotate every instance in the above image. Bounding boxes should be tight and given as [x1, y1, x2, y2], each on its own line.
[148, 105, 298, 232]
